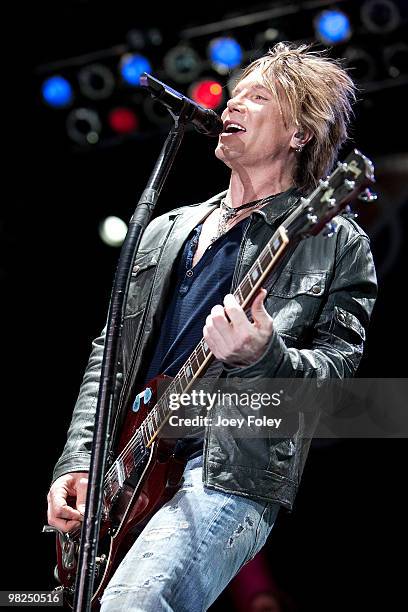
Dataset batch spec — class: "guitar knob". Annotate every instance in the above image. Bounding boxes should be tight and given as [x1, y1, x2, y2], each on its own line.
[358, 188, 377, 203]
[323, 221, 338, 238]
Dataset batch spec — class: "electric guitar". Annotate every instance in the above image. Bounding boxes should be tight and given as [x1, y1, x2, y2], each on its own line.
[44, 149, 376, 608]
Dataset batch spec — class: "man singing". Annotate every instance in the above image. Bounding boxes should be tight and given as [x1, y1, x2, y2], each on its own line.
[47, 43, 377, 611]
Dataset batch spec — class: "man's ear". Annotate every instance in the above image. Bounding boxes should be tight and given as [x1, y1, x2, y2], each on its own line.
[290, 128, 313, 152]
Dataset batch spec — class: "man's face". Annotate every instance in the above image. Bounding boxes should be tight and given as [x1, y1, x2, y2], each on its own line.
[215, 69, 295, 170]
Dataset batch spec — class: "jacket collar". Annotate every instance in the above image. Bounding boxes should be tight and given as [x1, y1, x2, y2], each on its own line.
[253, 187, 301, 226]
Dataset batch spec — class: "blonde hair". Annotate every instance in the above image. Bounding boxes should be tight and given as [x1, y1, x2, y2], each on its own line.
[237, 42, 356, 193]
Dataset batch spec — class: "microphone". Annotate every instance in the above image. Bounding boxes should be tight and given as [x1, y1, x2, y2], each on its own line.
[140, 73, 224, 137]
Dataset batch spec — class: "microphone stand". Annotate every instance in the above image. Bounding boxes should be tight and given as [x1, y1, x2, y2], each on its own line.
[72, 103, 190, 612]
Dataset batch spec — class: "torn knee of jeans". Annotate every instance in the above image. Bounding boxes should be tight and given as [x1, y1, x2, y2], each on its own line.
[138, 574, 167, 589]
[179, 482, 193, 491]
[101, 585, 136, 601]
[179, 521, 189, 529]
[102, 587, 122, 599]
[143, 527, 175, 541]
[227, 515, 255, 548]
[140, 551, 154, 559]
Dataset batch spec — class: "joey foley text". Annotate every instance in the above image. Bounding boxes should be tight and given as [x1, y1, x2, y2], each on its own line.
[167, 389, 284, 430]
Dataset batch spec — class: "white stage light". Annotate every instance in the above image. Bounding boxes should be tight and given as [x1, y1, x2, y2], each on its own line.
[99, 216, 128, 247]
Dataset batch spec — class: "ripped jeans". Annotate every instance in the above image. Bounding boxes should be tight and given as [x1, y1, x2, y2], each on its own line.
[100, 455, 280, 612]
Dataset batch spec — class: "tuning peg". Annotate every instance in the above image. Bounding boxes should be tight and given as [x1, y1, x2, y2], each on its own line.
[323, 221, 338, 238]
[319, 178, 330, 188]
[307, 212, 318, 225]
[358, 188, 377, 203]
[337, 161, 349, 172]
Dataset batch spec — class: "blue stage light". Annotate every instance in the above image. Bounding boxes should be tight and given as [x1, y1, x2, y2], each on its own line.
[208, 37, 243, 71]
[315, 10, 351, 45]
[42, 76, 73, 107]
[120, 53, 152, 86]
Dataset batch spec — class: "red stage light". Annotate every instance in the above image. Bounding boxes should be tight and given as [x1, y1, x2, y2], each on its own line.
[108, 107, 139, 134]
[189, 79, 224, 109]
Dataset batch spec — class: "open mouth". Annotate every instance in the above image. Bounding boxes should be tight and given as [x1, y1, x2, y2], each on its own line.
[221, 122, 247, 136]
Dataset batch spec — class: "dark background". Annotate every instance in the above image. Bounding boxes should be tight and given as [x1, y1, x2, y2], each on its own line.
[3, 1, 407, 610]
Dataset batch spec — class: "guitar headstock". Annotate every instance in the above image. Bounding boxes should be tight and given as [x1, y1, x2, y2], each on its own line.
[289, 149, 376, 239]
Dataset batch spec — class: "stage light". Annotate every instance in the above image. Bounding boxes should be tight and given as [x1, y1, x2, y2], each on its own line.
[146, 28, 163, 47]
[66, 108, 102, 145]
[208, 37, 243, 73]
[164, 45, 202, 83]
[384, 43, 408, 78]
[99, 216, 128, 247]
[120, 53, 152, 86]
[108, 107, 139, 134]
[344, 47, 376, 82]
[42, 75, 73, 108]
[126, 29, 145, 51]
[314, 9, 351, 45]
[361, 0, 400, 34]
[126, 28, 163, 50]
[189, 79, 224, 110]
[78, 64, 115, 100]
[254, 28, 280, 50]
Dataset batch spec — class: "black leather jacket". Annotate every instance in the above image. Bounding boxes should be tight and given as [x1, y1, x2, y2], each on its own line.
[51, 188, 377, 510]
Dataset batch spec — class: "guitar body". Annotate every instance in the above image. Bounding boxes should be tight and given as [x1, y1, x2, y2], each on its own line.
[50, 375, 187, 609]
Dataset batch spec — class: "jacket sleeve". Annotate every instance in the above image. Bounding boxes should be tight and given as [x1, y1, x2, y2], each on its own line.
[51, 326, 123, 485]
[223, 230, 377, 381]
[49, 208, 178, 486]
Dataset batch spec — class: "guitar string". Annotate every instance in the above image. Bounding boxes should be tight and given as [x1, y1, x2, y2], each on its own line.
[105, 228, 307, 495]
[103, 234, 286, 499]
[103, 236, 280, 498]
[106, 337, 209, 477]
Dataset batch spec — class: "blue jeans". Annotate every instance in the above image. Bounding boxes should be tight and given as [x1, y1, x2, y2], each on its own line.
[100, 455, 279, 612]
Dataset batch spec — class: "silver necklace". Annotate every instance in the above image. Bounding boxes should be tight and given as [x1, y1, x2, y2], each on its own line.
[211, 193, 281, 243]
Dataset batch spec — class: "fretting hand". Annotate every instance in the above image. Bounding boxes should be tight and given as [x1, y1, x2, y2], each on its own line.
[203, 288, 273, 367]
